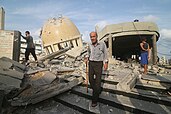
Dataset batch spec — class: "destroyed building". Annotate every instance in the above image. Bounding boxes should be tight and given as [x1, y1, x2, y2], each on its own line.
[1, 7, 171, 114]
[98, 21, 159, 64]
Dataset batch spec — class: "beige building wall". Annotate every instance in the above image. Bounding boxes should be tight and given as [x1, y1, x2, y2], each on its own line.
[0, 30, 21, 61]
[0, 7, 5, 30]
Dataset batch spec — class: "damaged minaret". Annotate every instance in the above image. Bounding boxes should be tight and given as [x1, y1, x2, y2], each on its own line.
[0, 7, 5, 30]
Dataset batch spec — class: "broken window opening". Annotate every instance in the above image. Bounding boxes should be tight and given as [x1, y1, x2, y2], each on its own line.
[70, 41, 74, 48]
[75, 39, 78, 46]
[65, 42, 68, 47]
[53, 43, 59, 51]
[45, 47, 50, 55]
[48, 46, 53, 54]
[58, 43, 63, 50]
[110, 35, 155, 63]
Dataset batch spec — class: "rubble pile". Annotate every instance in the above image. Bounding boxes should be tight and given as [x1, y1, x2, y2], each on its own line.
[1, 48, 171, 113]
[0, 48, 85, 113]
[0, 57, 27, 91]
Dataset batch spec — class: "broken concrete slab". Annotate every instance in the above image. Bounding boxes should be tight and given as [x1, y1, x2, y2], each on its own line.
[26, 68, 49, 75]
[73, 86, 171, 114]
[39, 47, 71, 62]
[136, 79, 168, 91]
[56, 91, 131, 114]
[132, 88, 171, 99]
[28, 71, 57, 86]
[137, 75, 171, 92]
[0, 59, 12, 69]
[0, 69, 24, 80]
[141, 74, 171, 84]
[117, 73, 137, 91]
[55, 66, 75, 75]
[102, 68, 137, 91]
[0, 75, 21, 88]
[57, 69, 75, 74]
[9, 99, 73, 114]
[0, 57, 26, 71]
[65, 46, 83, 58]
[11, 76, 83, 106]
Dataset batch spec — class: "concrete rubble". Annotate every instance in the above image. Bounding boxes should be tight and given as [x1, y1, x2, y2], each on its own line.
[0, 48, 82, 110]
[0, 57, 26, 89]
[0, 47, 171, 113]
[1, 8, 171, 113]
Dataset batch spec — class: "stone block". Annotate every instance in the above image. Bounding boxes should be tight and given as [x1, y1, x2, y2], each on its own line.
[0, 69, 24, 79]
[0, 74, 21, 88]
[0, 57, 26, 71]
[66, 47, 82, 58]
[0, 60, 12, 69]
[26, 68, 48, 75]
[29, 71, 56, 86]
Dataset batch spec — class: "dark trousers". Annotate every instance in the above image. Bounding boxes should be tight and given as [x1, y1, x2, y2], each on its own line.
[25, 48, 37, 61]
[89, 61, 103, 104]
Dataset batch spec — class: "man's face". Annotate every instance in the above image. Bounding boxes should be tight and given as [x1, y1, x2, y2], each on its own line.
[25, 33, 28, 36]
[142, 39, 146, 43]
[90, 32, 97, 44]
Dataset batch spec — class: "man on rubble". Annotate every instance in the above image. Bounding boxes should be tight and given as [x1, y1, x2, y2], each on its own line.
[85, 31, 108, 111]
[21, 31, 37, 63]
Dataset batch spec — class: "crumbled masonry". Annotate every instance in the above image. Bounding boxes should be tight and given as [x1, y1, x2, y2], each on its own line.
[0, 47, 171, 113]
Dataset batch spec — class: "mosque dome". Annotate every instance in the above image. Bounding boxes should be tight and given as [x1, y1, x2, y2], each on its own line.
[41, 16, 81, 47]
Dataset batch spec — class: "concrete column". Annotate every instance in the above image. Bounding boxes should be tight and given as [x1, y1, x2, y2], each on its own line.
[73, 39, 77, 47]
[78, 36, 83, 47]
[108, 34, 112, 58]
[152, 34, 157, 64]
[0, 7, 5, 30]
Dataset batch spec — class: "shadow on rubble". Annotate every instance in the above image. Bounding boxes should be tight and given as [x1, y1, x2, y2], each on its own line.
[133, 69, 171, 113]
[100, 79, 128, 113]
[157, 65, 171, 95]
[99, 71, 133, 114]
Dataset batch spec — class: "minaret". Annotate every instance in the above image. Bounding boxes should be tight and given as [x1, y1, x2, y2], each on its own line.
[0, 7, 5, 30]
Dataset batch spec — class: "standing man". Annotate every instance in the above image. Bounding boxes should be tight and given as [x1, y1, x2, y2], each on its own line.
[85, 31, 108, 109]
[21, 31, 37, 63]
[140, 37, 150, 74]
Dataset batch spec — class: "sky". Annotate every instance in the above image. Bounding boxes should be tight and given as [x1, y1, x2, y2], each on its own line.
[1, 0, 171, 59]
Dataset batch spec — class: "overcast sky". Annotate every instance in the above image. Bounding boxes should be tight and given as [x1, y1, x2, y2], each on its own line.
[1, 0, 171, 59]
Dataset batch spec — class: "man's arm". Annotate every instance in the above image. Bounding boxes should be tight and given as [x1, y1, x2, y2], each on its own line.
[147, 44, 150, 60]
[21, 34, 27, 40]
[140, 43, 147, 51]
[84, 44, 90, 63]
[103, 42, 108, 70]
